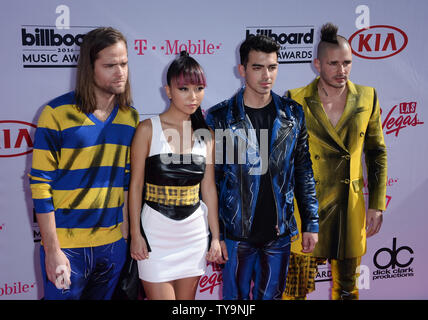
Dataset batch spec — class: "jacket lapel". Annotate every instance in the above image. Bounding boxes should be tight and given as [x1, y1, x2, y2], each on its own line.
[270, 92, 294, 155]
[225, 88, 258, 165]
[335, 81, 359, 135]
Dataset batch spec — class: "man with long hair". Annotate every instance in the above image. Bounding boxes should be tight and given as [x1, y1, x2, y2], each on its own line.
[29, 27, 139, 299]
[283, 23, 387, 300]
[206, 35, 319, 300]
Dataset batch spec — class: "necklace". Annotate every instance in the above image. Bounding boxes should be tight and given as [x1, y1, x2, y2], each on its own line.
[320, 85, 329, 97]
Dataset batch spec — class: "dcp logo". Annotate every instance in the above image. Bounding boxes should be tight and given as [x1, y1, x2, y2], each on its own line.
[373, 237, 414, 269]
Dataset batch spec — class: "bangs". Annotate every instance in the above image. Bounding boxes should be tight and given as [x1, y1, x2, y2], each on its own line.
[173, 68, 207, 87]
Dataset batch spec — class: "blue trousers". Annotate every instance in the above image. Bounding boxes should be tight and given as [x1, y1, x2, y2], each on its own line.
[222, 236, 291, 300]
[40, 238, 126, 300]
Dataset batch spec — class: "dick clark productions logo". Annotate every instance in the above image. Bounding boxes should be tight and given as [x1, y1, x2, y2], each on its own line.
[372, 238, 415, 281]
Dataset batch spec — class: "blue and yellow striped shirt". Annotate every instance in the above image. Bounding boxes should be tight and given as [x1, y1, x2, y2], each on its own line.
[29, 91, 139, 248]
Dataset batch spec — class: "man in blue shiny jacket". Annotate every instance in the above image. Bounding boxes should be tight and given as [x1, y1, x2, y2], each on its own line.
[205, 35, 319, 300]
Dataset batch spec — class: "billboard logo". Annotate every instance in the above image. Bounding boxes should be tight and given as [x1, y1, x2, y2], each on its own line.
[315, 263, 331, 283]
[22, 28, 84, 47]
[349, 25, 408, 59]
[0, 120, 36, 157]
[20, 26, 93, 68]
[20, 5, 93, 68]
[245, 26, 315, 64]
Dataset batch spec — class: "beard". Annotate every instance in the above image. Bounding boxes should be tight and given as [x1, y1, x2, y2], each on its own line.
[324, 75, 348, 89]
[95, 80, 127, 96]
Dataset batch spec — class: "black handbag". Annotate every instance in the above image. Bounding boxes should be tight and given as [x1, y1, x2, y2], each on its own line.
[119, 246, 141, 300]
[113, 222, 150, 300]
[113, 191, 150, 300]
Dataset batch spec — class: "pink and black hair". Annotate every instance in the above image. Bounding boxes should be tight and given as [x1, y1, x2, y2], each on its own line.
[166, 51, 208, 131]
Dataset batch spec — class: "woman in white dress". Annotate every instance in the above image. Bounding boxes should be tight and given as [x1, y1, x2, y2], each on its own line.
[128, 51, 223, 300]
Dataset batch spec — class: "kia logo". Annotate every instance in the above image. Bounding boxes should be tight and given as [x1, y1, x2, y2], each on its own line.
[0, 120, 36, 157]
[349, 25, 408, 60]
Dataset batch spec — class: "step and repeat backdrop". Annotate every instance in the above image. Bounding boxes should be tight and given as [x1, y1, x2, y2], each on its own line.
[1, 0, 427, 300]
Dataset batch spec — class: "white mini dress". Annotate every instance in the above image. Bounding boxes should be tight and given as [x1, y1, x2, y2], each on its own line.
[137, 116, 209, 283]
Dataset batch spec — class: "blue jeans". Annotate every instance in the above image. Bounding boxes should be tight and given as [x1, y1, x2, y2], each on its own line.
[40, 238, 127, 300]
[222, 236, 291, 300]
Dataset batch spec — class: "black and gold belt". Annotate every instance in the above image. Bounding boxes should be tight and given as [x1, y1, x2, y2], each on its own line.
[144, 183, 201, 220]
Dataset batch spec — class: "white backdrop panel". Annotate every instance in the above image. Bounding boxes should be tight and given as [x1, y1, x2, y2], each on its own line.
[1, 0, 427, 300]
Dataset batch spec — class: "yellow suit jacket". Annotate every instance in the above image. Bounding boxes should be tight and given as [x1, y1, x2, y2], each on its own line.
[288, 78, 387, 259]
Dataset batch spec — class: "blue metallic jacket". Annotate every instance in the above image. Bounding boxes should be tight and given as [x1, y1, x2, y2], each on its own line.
[205, 88, 319, 241]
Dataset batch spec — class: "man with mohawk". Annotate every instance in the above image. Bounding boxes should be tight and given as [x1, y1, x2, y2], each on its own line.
[283, 23, 387, 300]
